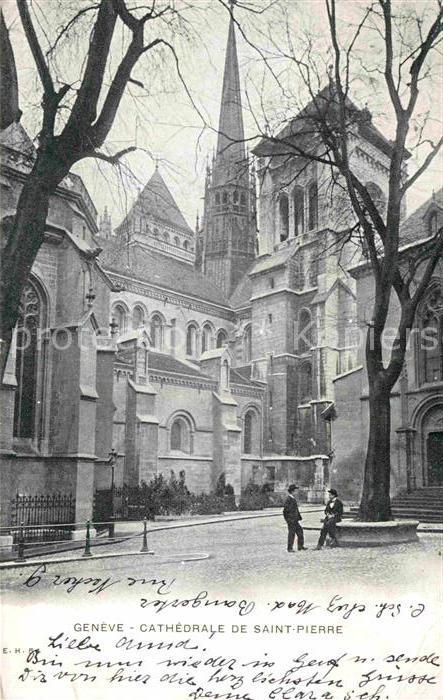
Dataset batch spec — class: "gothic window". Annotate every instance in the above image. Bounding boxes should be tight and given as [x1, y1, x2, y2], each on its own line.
[308, 182, 318, 230]
[243, 409, 260, 454]
[240, 192, 246, 207]
[299, 362, 313, 402]
[170, 417, 191, 453]
[150, 314, 163, 350]
[293, 187, 304, 235]
[186, 323, 199, 357]
[419, 282, 443, 384]
[216, 329, 228, 347]
[223, 191, 228, 205]
[183, 240, 189, 250]
[279, 194, 289, 241]
[163, 232, 170, 243]
[233, 190, 239, 203]
[297, 308, 312, 354]
[14, 280, 47, 439]
[244, 412, 253, 454]
[132, 305, 145, 329]
[202, 324, 213, 353]
[113, 304, 127, 334]
[153, 228, 159, 238]
[174, 236, 180, 247]
[429, 211, 438, 236]
[215, 192, 220, 206]
[243, 324, 252, 364]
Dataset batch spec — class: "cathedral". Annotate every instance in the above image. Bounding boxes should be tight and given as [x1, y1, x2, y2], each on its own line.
[0, 8, 442, 537]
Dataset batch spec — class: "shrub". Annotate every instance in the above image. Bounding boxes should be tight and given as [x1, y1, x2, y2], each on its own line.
[191, 493, 225, 515]
[238, 479, 270, 511]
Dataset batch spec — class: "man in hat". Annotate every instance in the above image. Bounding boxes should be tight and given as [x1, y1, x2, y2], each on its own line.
[283, 484, 307, 552]
[316, 488, 344, 550]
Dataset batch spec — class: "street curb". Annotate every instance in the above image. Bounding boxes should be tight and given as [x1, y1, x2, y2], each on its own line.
[0, 550, 211, 570]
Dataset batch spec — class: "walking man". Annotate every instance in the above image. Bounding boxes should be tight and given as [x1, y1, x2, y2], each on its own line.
[316, 488, 344, 550]
[283, 484, 307, 552]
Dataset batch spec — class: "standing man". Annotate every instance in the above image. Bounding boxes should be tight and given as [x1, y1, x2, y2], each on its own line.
[283, 484, 307, 552]
[316, 488, 344, 550]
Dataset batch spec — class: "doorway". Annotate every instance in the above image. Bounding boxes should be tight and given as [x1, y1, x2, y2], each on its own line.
[427, 432, 443, 485]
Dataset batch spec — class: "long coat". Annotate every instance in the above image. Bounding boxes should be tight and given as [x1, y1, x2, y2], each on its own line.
[283, 496, 302, 523]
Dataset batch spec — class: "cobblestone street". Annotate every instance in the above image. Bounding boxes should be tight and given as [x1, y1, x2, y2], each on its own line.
[1, 510, 441, 600]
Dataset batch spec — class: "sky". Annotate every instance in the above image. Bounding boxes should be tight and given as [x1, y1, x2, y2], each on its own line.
[3, 0, 442, 232]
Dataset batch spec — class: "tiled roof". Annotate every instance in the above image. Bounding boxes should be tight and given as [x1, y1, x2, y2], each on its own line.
[400, 188, 443, 244]
[249, 240, 297, 276]
[253, 85, 396, 160]
[148, 351, 211, 379]
[116, 169, 193, 236]
[230, 269, 253, 308]
[99, 239, 231, 308]
[230, 366, 263, 387]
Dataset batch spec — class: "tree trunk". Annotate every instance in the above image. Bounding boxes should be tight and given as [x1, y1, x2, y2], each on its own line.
[358, 380, 393, 521]
[0, 158, 55, 379]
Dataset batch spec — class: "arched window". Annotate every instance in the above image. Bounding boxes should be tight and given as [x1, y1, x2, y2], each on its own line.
[243, 324, 252, 363]
[112, 304, 127, 334]
[170, 417, 191, 453]
[279, 194, 289, 241]
[202, 324, 213, 353]
[14, 280, 47, 439]
[216, 329, 228, 348]
[233, 190, 239, 203]
[132, 305, 145, 329]
[308, 182, 318, 230]
[243, 409, 260, 455]
[297, 308, 312, 354]
[183, 240, 189, 251]
[150, 314, 163, 350]
[240, 192, 246, 207]
[222, 191, 228, 205]
[299, 362, 313, 402]
[429, 211, 438, 236]
[163, 232, 170, 243]
[293, 187, 304, 236]
[174, 236, 180, 247]
[186, 323, 199, 357]
[419, 282, 443, 384]
[153, 228, 159, 238]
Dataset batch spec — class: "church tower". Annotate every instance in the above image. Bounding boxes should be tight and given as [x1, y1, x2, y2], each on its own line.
[197, 7, 256, 296]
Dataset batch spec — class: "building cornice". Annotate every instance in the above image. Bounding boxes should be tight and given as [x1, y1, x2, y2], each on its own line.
[106, 271, 235, 322]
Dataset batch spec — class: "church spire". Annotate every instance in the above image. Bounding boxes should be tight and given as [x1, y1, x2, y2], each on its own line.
[0, 10, 21, 131]
[215, 5, 245, 167]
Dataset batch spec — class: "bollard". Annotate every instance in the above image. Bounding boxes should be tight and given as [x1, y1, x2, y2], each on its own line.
[82, 520, 93, 557]
[108, 516, 115, 540]
[140, 518, 149, 553]
[16, 522, 25, 562]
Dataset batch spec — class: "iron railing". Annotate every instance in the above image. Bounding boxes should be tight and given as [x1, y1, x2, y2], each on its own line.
[10, 493, 76, 542]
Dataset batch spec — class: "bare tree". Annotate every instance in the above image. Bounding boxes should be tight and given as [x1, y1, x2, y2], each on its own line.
[0, 0, 198, 377]
[252, 0, 442, 520]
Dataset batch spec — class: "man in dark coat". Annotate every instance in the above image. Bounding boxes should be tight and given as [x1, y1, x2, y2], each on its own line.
[283, 484, 307, 552]
[316, 488, 344, 550]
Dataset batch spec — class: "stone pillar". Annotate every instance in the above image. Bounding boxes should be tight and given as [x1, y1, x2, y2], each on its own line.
[124, 378, 158, 485]
[307, 457, 328, 503]
[212, 392, 242, 496]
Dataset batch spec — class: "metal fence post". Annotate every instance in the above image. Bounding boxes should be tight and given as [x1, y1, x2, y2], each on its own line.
[16, 522, 25, 562]
[108, 516, 115, 540]
[140, 518, 149, 552]
[82, 520, 93, 557]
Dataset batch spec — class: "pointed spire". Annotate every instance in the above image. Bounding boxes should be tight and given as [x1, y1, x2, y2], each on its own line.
[0, 10, 21, 131]
[216, 7, 245, 164]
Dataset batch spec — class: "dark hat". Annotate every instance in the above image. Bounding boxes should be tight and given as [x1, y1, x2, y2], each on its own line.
[328, 488, 338, 497]
[288, 484, 299, 493]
